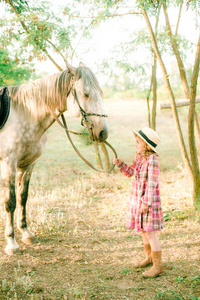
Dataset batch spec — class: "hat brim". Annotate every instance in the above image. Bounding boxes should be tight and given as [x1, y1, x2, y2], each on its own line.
[133, 130, 158, 154]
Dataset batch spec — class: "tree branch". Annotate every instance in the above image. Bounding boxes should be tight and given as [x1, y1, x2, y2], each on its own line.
[175, 1, 183, 36]
[64, 11, 141, 19]
[5, 0, 63, 71]
[188, 30, 200, 177]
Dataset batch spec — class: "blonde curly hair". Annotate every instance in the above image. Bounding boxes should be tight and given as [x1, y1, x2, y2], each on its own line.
[136, 136, 157, 160]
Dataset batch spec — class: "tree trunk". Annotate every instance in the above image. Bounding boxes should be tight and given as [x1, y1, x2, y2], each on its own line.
[163, 3, 190, 99]
[151, 5, 160, 131]
[101, 143, 110, 171]
[195, 112, 200, 163]
[141, 6, 192, 176]
[93, 142, 110, 170]
[163, 3, 200, 159]
[175, 1, 183, 37]
[146, 74, 153, 127]
[188, 32, 200, 210]
[151, 51, 157, 130]
[93, 142, 103, 169]
[159, 98, 200, 109]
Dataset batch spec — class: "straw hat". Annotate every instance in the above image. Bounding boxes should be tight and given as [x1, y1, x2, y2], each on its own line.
[133, 127, 160, 153]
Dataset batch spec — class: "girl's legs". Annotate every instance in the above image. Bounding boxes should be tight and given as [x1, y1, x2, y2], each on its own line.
[134, 230, 152, 268]
[142, 231, 164, 277]
[141, 230, 149, 244]
[143, 231, 161, 251]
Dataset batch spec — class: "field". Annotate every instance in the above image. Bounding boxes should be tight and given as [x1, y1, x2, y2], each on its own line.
[0, 99, 200, 299]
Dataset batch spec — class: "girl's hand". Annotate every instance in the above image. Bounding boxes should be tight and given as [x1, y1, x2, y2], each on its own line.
[113, 158, 123, 167]
[141, 203, 149, 213]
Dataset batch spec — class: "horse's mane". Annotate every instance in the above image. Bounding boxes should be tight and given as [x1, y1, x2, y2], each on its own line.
[8, 70, 72, 116]
[8, 65, 102, 119]
[75, 66, 103, 97]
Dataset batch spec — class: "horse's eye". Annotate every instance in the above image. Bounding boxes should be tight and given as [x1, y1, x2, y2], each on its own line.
[84, 93, 89, 98]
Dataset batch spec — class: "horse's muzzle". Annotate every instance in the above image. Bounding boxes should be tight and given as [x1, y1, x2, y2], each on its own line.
[99, 129, 108, 142]
[90, 128, 108, 143]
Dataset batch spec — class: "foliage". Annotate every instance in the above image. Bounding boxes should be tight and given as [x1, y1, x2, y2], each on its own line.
[1, 0, 94, 67]
[1, 0, 199, 87]
[0, 48, 33, 85]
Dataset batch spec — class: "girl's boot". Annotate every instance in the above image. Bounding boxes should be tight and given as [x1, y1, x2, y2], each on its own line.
[134, 244, 152, 268]
[142, 251, 164, 277]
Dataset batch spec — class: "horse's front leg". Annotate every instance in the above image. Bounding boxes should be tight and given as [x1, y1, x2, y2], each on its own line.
[16, 163, 38, 245]
[1, 160, 19, 255]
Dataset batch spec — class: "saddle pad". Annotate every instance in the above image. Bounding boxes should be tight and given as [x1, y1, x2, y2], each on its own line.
[0, 87, 10, 129]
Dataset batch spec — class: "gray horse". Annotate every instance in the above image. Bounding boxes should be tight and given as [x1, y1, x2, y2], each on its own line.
[0, 62, 109, 255]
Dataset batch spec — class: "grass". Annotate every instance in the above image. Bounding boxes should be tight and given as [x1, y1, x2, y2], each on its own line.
[0, 99, 200, 299]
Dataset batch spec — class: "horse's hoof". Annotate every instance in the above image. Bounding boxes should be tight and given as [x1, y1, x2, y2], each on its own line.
[5, 238, 19, 255]
[22, 236, 38, 245]
[5, 248, 19, 256]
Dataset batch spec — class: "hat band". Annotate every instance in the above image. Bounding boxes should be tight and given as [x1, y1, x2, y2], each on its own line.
[138, 130, 157, 148]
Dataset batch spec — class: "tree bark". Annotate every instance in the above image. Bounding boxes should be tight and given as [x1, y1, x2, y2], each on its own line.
[146, 77, 152, 127]
[159, 98, 200, 109]
[151, 5, 160, 131]
[195, 111, 200, 161]
[151, 51, 157, 130]
[93, 142, 110, 170]
[175, 1, 183, 37]
[163, 2, 200, 157]
[163, 3, 190, 99]
[141, 6, 192, 176]
[93, 142, 103, 169]
[188, 31, 200, 209]
[101, 143, 110, 171]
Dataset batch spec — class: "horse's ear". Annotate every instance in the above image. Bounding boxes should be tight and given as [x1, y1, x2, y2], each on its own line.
[64, 60, 76, 75]
[79, 62, 86, 67]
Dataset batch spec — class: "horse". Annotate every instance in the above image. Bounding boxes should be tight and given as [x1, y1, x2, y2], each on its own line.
[0, 62, 109, 255]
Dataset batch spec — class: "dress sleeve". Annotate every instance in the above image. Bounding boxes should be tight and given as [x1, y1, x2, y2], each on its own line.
[141, 154, 159, 206]
[118, 161, 136, 177]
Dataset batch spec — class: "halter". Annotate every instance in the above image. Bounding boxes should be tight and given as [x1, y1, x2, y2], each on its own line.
[53, 87, 108, 135]
[73, 89, 108, 132]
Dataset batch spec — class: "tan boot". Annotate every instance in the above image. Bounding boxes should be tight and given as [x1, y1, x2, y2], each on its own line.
[142, 251, 164, 278]
[134, 244, 152, 268]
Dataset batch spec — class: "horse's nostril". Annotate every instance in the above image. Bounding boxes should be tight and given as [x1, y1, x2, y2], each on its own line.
[99, 129, 108, 142]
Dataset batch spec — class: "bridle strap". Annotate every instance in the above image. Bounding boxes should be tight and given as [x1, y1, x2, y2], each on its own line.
[53, 88, 108, 135]
[60, 114, 117, 173]
[74, 89, 108, 118]
[52, 111, 87, 135]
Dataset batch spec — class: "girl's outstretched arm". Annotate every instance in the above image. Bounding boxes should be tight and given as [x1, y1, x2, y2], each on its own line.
[113, 158, 136, 177]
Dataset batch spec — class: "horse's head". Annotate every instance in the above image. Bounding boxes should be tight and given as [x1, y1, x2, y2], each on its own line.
[66, 62, 109, 143]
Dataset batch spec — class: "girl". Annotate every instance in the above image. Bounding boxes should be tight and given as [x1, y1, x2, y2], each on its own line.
[113, 127, 164, 278]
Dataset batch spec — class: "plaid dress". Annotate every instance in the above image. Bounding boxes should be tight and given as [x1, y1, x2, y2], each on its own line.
[118, 154, 163, 232]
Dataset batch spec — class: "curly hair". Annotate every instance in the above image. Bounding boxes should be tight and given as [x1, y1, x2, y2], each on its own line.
[136, 136, 157, 160]
[142, 143, 157, 160]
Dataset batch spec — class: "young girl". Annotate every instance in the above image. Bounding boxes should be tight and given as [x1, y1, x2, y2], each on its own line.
[113, 127, 164, 278]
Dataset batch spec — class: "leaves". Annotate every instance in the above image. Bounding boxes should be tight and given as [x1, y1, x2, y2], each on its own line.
[2, 0, 91, 65]
[0, 48, 33, 85]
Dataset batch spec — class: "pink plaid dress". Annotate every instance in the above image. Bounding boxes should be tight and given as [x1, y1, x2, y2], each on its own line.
[118, 154, 163, 232]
